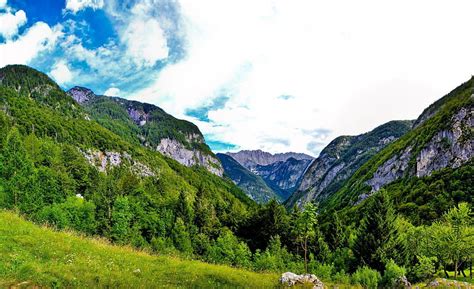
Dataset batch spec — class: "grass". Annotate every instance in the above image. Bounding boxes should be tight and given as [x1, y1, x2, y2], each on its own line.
[0, 211, 279, 288]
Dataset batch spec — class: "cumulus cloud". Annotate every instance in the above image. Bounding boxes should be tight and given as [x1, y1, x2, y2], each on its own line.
[65, 0, 104, 13]
[0, 22, 62, 67]
[50, 60, 73, 85]
[0, 9, 27, 39]
[104, 87, 120, 96]
[130, 0, 474, 155]
[121, 17, 168, 67]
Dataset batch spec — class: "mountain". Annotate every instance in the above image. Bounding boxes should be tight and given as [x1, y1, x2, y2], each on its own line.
[67, 86, 223, 176]
[0, 64, 254, 258]
[321, 76, 473, 213]
[216, 153, 278, 203]
[227, 149, 313, 169]
[252, 157, 313, 200]
[223, 150, 313, 201]
[286, 120, 413, 208]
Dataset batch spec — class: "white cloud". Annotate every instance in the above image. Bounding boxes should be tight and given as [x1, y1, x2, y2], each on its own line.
[104, 87, 120, 96]
[0, 21, 62, 67]
[65, 0, 104, 13]
[121, 17, 168, 67]
[0, 9, 26, 39]
[130, 0, 474, 155]
[0, 0, 7, 9]
[49, 60, 73, 85]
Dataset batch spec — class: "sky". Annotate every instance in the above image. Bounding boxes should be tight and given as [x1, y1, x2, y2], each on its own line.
[1, 0, 474, 156]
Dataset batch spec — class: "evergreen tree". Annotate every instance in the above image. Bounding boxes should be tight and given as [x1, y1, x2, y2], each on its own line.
[352, 190, 398, 271]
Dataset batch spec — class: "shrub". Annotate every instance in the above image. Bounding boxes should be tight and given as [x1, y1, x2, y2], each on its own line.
[409, 256, 437, 282]
[352, 266, 381, 289]
[333, 270, 351, 284]
[382, 259, 406, 286]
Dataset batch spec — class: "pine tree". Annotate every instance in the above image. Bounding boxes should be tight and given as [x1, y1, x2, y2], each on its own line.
[352, 190, 398, 271]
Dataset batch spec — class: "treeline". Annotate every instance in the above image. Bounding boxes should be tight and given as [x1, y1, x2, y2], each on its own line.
[1, 119, 472, 288]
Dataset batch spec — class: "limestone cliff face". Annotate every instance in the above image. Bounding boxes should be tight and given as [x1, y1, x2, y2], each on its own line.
[286, 121, 413, 208]
[157, 137, 224, 177]
[366, 106, 473, 193]
[67, 86, 224, 176]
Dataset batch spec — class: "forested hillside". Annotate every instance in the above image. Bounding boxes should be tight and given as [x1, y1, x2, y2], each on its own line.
[0, 65, 472, 288]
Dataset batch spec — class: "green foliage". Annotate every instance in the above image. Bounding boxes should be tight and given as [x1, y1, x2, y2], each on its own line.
[293, 203, 318, 273]
[37, 196, 96, 234]
[351, 266, 381, 289]
[382, 259, 406, 287]
[111, 196, 132, 244]
[0, 211, 280, 288]
[206, 228, 252, 268]
[352, 191, 398, 272]
[171, 217, 193, 255]
[410, 255, 437, 282]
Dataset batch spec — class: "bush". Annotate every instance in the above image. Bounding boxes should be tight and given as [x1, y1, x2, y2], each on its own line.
[333, 270, 351, 284]
[307, 258, 333, 281]
[382, 259, 406, 286]
[206, 228, 252, 268]
[409, 256, 437, 282]
[352, 266, 381, 289]
[37, 196, 96, 234]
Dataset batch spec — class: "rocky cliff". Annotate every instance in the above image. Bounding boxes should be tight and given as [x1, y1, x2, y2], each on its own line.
[227, 150, 313, 169]
[286, 120, 413, 208]
[253, 157, 313, 200]
[223, 150, 313, 201]
[217, 153, 278, 203]
[325, 77, 473, 209]
[67, 86, 223, 176]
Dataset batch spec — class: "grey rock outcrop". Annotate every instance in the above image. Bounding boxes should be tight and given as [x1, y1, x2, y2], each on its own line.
[68, 86, 95, 104]
[81, 149, 155, 177]
[224, 150, 314, 201]
[227, 150, 313, 169]
[157, 137, 223, 177]
[366, 106, 473, 193]
[287, 120, 412, 208]
[279, 272, 324, 289]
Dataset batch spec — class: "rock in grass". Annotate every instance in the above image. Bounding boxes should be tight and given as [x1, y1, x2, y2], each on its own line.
[279, 272, 324, 288]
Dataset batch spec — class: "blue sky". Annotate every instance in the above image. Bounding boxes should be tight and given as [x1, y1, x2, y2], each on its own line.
[1, 0, 474, 155]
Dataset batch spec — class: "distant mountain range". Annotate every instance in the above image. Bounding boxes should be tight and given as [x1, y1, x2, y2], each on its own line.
[219, 150, 313, 202]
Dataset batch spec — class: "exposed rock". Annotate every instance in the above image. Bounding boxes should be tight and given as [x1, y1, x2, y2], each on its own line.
[67, 86, 95, 104]
[157, 137, 223, 177]
[252, 157, 313, 200]
[394, 276, 412, 289]
[81, 149, 155, 177]
[127, 107, 148, 126]
[366, 146, 413, 192]
[416, 107, 473, 177]
[366, 106, 473, 193]
[279, 272, 324, 289]
[227, 150, 313, 169]
[287, 120, 412, 208]
[426, 280, 439, 287]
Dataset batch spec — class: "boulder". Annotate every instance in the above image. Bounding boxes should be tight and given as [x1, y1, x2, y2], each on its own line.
[279, 272, 324, 288]
[394, 276, 412, 288]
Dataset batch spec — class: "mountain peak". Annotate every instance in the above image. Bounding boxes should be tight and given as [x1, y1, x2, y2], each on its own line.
[0, 64, 59, 94]
[67, 86, 96, 104]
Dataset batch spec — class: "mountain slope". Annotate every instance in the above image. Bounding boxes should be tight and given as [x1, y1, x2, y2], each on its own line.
[286, 120, 413, 208]
[67, 86, 223, 176]
[225, 150, 313, 201]
[0, 65, 253, 257]
[0, 211, 278, 288]
[217, 153, 278, 203]
[227, 149, 313, 168]
[253, 157, 313, 200]
[324, 76, 473, 211]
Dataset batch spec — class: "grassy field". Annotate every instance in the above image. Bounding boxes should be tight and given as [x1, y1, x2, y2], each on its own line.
[0, 211, 279, 288]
